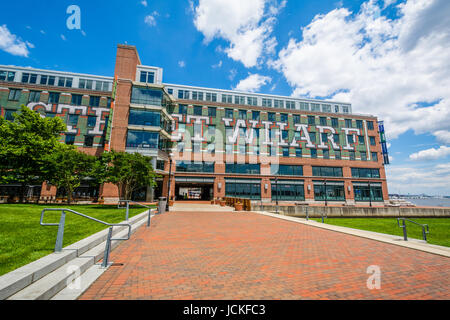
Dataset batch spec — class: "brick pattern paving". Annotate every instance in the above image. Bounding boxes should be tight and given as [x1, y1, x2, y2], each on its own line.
[80, 211, 450, 300]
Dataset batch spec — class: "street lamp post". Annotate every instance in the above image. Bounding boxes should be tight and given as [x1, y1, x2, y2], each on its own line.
[275, 176, 279, 214]
[324, 179, 328, 207]
[368, 180, 372, 208]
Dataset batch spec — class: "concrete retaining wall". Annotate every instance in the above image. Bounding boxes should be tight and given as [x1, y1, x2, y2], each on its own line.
[251, 205, 450, 217]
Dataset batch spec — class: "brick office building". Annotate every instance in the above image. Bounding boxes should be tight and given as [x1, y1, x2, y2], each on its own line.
[0, 44, 390, 205]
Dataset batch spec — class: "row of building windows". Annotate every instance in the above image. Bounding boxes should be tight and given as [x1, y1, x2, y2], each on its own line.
[6, 88, 110, 107]
[0, 70, 111, 92]
[171, 162, 381, 179]
[173, 89, 351, 113]
[177, 105, 375, 130]
[223, 180, 383, 201]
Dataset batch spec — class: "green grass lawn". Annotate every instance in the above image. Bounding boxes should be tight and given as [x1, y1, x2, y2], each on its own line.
[310, 217, 450, 248]
[0, 204, 154, 276]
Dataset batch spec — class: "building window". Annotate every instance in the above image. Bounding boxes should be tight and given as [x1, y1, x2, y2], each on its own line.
[296, 148, 302, 158]
[358, 135, 365, 145]
[21, 73, 30, 83]
[251, 111, 260, 121]
[126, 130, 159, 149]
[351, 168, 380, 178]
[282, 147, 289, 157]
[128, 109, 161, 127]
[274, 99, 284, 108]
[87, 116, 97, 127]
[308, 116, 315, 125]
[65, 134, 75, 145]
[293, 115, 300, 124]
[335, 150, 341, 160]
[286, 101, 295, 109]
[89, 96, 100, 107]
[140, 71, 155, 84]
[225, 108, 234, 118]
[131, 87, 162, 106]
[323, 149, 330, 159]
[48, 92, 60, 104]
[234, 96, 245, 105]
[353, 183, 383, 202]
[319, 117, 327, 126]
[0, 71, 15, 82]
[271, 164, 303, 176]
[268, 112, 275, 122]
[178, 104, 187, 114]
[28, 90, 41, 102]
[356, 120, 363, 129]
[367, 121, 374, 130]
[311, 103, 321, 112]
[299, 102, 309, 111]
[312, 166, 343, 177]
[71, 94, 83, 106]
[4, 109, 16, 121]
[311, 149, 317, 158]
[331, 118, 339, 127]
[225, 164, 260, 174]
[176, 161, 214, 173]
[79, 79, 93, 89]
[8, 89, 21, 101]
[335, 105, 340, 113]
[84, 135, 94, 147]
[280, 113, 288, 122]
[225, 180, 261, 199]
[222, 94, 232, 103]
[347, 134, 354, 144]
[192, 91, 204, 101]
[271, 183, 305, 201]
[68, 114, 79, 126]
[342, 106, 350, 113]
[360, 152, 367, 161]
[208, 107, 216, 117]
[333, 134, 340, 144]
[310, 132, 316, 144]
[262, 98, 272, 107]
[349, 151, 355, 160]
[322, 104, 331, 113]
[193, 105, 203, 116]
[314, 181, 345, 201]
[370, 136, 376, 146]
[178, 90, 190, 99]
[238, 110, 247, 119]
[205, 92, 217, 102]
[345, 119, 353, 128]
[372, 152, 378, 162]
[58, 77, 73, 87]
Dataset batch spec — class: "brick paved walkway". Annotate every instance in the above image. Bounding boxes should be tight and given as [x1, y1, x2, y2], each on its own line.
[80, 211, 450, 300]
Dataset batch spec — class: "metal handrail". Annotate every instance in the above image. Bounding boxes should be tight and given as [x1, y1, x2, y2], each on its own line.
[40, 208, 132, 268]
[397, 218, 429, 242]
[118, 200, 155, 227]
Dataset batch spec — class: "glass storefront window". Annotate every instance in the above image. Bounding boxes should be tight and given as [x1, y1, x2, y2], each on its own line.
[131, 87, 163, 106]
[271, 183, 305, 201]
[128, 109, 161, 127]
[313, 182, 345, 201]
[126, 130, 159, 149]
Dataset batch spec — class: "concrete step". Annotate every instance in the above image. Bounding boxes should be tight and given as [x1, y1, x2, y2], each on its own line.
[7, 213, 150, 300]
[0, 209, 153, 300]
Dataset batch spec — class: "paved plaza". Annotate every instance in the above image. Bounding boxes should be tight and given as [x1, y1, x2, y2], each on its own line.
[80, 209, 450, 300]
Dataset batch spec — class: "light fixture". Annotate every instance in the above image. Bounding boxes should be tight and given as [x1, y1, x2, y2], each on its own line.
[347, 185, 351, 192]
[265, 183, 268, 190]
[307, 185, 311, 191]
[218, 182, 222, 190]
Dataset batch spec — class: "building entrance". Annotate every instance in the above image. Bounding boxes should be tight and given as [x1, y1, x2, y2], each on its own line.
[175, 183, 214, 201]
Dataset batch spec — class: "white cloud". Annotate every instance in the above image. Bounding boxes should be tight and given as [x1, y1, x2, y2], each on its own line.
[228, 68, 237, 81]
[40, 30, 46, 35]
[178, 60, 186, 68]
[145, 12, 159, 27]
[234, 73, 272, 92]
[409, 145, 450, 161]
[193, 0, 285, 68]
[140, 0, 148, 7]
[61, 34, 66, 41]
[272, 0, 450, 143]
[386, 162, 450, 195]
[0, 25, 33, 57]
[212, 60, 223, 68]
[81, 30, 86, 37]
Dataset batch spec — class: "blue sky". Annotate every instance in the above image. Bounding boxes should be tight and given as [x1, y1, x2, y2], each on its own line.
[0, 0, 449, 195]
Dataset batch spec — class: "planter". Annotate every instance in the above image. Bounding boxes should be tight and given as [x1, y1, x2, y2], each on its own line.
[211, 200, 215, 204]
[234, 203, 243, 211]
[169, 200, 174, 206]
[220, 200, 226, 207]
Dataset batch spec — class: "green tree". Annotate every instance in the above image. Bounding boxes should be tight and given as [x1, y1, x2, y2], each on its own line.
[0, 105, 66, 202]
[100, 151, 157, 200]
[42, 144, 97, 204]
